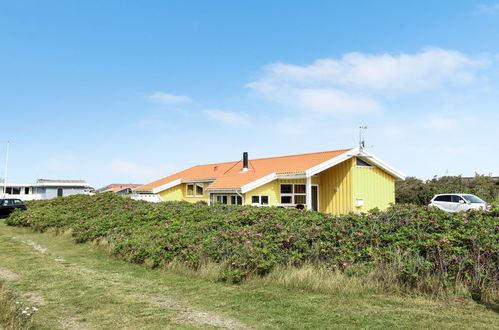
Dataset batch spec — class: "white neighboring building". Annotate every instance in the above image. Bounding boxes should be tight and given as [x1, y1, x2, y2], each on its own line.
[0, 179, 93, 201]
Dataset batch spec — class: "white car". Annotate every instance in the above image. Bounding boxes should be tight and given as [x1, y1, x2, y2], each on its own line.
[429, 194, 487, 213]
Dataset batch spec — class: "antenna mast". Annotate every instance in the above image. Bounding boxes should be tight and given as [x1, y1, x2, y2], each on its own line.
[3, 141, 9, 198]
[358, 126, 367, 149]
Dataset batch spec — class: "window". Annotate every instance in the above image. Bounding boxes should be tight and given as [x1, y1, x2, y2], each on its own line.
[2, 200, 12, 206]
[451, 195, 464, 203]
[13, 200, 23, 205]
[281, 184, 293, 194]
[186, 183, 204, 197]
[462, 195, 485, 204]
[280, 183, 307, 205]
[356, 157, 374, 167]
[5, 187, 12, 194]
[216, 195, 228, 204]
[24, 187, 29, 194]
[186, 184, 194, 197]
[12, 187, 21, 195]
[230, 195, 243, 205]
[251, 195, 269, 206]
[195, 184, 203, 197]
[434, 195, 452, 202]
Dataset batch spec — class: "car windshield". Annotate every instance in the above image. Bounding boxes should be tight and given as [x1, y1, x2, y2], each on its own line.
[462, 195, 485, 203]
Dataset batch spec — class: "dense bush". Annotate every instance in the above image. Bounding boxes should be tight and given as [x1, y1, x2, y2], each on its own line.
[396, 174, 499, 205]
[6, 193, 499, 301]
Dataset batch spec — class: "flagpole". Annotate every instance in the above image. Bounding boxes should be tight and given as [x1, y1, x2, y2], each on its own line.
[3, 141, 9, 198]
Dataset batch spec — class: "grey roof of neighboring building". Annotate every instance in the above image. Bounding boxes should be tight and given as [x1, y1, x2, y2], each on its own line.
[36, 179, 87, 184]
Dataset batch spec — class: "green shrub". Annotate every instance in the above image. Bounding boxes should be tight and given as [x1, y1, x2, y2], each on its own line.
[396, 174, 499, 205]
[6, 193, 499, 301]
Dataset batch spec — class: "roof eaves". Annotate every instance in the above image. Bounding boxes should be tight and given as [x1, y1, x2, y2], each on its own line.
[240, 173, 277, 194]
[151, 178, 182, 194]
[305, 148, 357, 177]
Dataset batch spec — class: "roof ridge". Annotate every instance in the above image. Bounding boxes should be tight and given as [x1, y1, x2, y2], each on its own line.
[195, 148, 352, 167]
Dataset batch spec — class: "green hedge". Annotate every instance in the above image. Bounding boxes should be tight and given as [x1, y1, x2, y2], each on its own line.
[6, 193, 499, 300]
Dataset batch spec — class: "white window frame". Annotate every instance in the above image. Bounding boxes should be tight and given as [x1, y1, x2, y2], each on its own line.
[280, 183, 307, 205]
[186, 183, 204, 198]
[251, 195, 269, 206]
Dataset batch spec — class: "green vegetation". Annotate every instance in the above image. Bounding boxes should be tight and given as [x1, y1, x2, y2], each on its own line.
[1, 222, 498, 329]
[6, 194, 499, 304]
[396, 174, 499, 205]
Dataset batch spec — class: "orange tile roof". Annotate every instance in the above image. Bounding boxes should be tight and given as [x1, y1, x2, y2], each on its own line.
[136, 148, 352, 192]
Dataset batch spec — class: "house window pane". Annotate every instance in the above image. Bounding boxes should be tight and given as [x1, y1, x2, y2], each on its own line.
[186, 184, 194, 196]
[281, 184, 293, 194]
[261, 196, 269, 205]
[294, 184, 306, 194]
[196, 184, 203, 196]
[12, 187, 21, 195]
[231, 195, 242, 205]
[251, 196, 259, 204]
[281, 196, 292, 204]
[216, 195, 228, 204]
[294, 195, 306, 204]
[6, 187, 12, 194]
[24, 187, 30, 194]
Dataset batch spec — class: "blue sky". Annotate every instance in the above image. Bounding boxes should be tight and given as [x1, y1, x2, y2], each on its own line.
[1, 0, 498, 188]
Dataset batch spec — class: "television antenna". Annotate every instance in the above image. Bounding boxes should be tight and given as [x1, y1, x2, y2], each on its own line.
[358, 126, 367, 149]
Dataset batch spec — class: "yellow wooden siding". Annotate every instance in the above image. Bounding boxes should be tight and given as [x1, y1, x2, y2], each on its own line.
[158, 183, 209, 203]
[244, 180, 279, 205]
[243, 178, 319, 206]
[352, 165, 395, 212]
[316, 158, 354, 214]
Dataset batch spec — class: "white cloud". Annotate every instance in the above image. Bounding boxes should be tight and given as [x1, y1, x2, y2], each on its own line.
[110, 160, 162, 179]
[148, 92, 192, 105]
[294, 89, 380, 115]
[133, 118, 171, 130]
[275, 117, 315, 136]
[475, 4, 499, 14]
[248, 48, 485, 116]
[428, 115, 459, 130]
[202, 109, 251, 127]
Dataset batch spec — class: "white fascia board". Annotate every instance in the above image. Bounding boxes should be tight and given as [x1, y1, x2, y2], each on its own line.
[356, 149, 406, 180]
[207, 189, 241, 194]
[240, 173, 277, 194]
[182, 178, 216, 183]
[304, 147, 406, 180]
[305, 148, 359, 177]
[275, 173, 306, 179]
[151, 178, 182, 194]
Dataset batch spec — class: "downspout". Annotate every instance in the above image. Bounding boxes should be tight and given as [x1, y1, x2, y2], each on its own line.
[236, 190, 244, 205]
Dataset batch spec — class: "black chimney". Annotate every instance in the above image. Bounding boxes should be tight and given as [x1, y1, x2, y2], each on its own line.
[242, 152, 249, 171]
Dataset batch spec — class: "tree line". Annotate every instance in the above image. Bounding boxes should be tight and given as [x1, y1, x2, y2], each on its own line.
[395, 174, 499, 205]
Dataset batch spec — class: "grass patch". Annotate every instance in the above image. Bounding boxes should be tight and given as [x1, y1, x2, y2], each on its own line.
[1, 221, 498, 329]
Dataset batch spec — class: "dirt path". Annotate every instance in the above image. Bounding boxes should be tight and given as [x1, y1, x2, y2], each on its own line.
[0, 223, 248, 329]
[1, 222, 498, 330]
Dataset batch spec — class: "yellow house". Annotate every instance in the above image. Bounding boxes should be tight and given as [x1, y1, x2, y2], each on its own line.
[135, 147, 405, 214]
